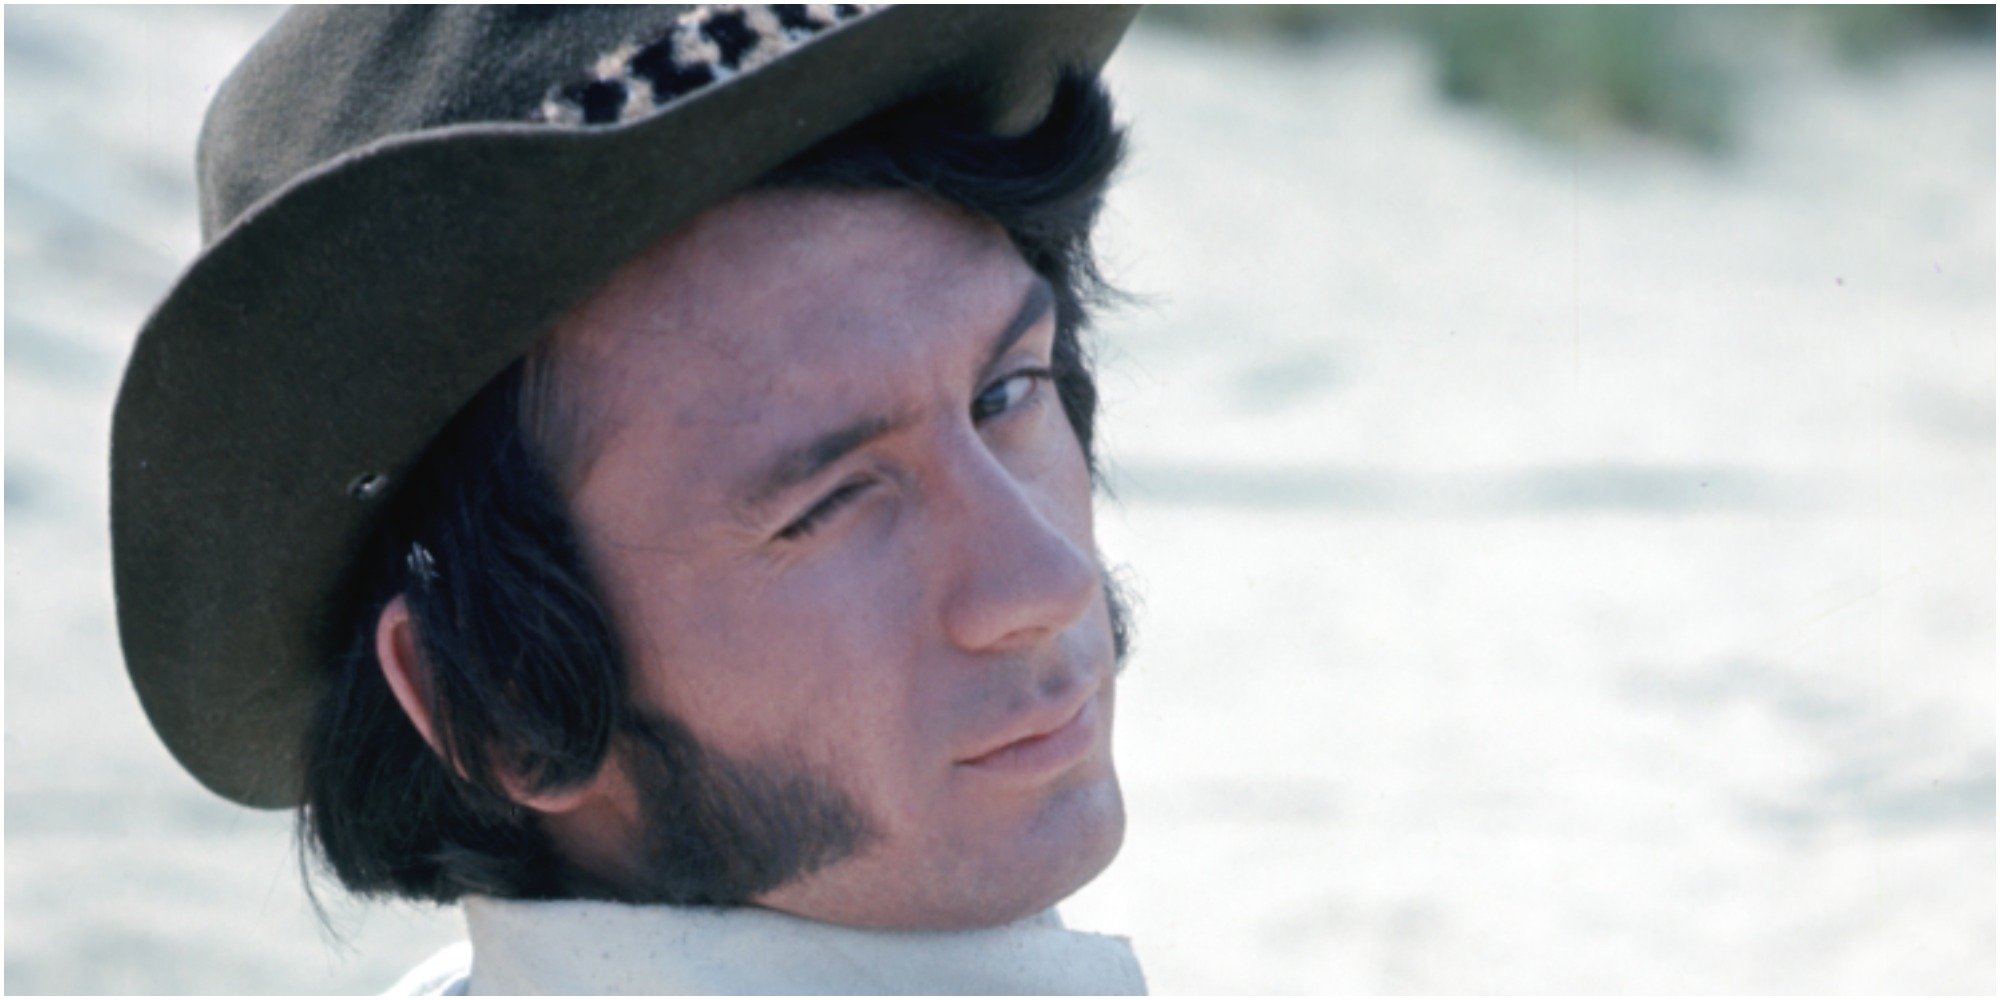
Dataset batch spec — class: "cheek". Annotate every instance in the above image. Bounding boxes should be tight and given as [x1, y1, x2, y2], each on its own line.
[771, 534, 935, 712]
[755, 558, 967, 827]
[627, 542, 936, 768]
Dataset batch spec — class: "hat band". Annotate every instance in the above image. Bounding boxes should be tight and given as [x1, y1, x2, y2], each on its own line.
[538, 3, 881, 126]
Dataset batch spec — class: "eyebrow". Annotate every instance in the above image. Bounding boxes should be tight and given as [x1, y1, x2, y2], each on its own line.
[736, 276, 1057, 517]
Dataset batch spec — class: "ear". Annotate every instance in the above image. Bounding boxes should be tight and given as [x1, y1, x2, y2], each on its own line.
[375, 593, 610, 816]
[376, 593, 442, 753]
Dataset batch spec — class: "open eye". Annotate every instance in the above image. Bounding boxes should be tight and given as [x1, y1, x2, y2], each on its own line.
[972, 367, 1052, 423]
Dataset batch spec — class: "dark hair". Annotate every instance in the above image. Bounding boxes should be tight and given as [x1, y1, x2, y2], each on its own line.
[301, 72, 1127, 903]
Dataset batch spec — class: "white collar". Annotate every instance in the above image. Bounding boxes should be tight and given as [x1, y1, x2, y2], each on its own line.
[452, 894, 1148, 995]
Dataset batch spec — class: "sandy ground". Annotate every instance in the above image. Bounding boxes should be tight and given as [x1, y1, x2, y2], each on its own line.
[6, 7, 1993, 994]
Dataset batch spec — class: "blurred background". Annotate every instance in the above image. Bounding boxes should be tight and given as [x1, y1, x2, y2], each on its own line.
[6, 5, 1992, 993]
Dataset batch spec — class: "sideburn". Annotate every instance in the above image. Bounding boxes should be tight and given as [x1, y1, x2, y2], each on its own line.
[561, 710, 877, 906]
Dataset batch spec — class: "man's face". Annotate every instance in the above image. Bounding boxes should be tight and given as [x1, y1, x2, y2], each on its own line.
[541, 189, 1125, 930]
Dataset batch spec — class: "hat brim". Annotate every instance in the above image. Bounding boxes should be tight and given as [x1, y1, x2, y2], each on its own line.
[111, 5, 1140, 808]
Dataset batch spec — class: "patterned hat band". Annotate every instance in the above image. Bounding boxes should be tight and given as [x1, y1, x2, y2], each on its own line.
[538, 3, 881, 126]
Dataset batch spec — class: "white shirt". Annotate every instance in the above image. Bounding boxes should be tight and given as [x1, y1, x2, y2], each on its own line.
[389, 895, 1148, 995]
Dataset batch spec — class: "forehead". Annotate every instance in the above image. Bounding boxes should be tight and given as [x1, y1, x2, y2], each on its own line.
[546, 188, 1036, 506]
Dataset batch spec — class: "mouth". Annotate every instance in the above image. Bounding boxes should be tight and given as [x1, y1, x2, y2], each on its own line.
[956, 687, 1102, 778]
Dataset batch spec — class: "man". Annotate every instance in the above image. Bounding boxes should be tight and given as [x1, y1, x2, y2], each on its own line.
[111, 5, 1146, 993]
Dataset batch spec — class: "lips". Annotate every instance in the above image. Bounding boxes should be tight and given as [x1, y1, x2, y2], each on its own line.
[957, 688, 1101, 777]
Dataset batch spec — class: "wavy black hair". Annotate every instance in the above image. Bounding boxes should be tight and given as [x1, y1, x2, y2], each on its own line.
[301, 72, 1127, 903]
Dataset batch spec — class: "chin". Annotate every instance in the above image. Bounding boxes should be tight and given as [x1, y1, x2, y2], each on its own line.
[940, 753, 1129, 931]
[1025, 772, 1127, 914]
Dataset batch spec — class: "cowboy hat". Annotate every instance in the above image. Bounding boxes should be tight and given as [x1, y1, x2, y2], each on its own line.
[111, 4, 1140, 809]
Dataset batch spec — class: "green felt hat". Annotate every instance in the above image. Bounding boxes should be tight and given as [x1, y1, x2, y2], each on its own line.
[111, 4, 1140, 809]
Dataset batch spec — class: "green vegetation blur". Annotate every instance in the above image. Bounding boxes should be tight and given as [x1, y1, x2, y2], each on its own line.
[1144, 5, 1995, 152]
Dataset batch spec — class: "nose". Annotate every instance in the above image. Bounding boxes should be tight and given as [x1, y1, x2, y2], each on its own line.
[933, 437, 1100, 654]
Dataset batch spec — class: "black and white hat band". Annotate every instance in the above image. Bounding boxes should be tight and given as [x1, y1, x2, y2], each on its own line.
[539, 3, 882, 126]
